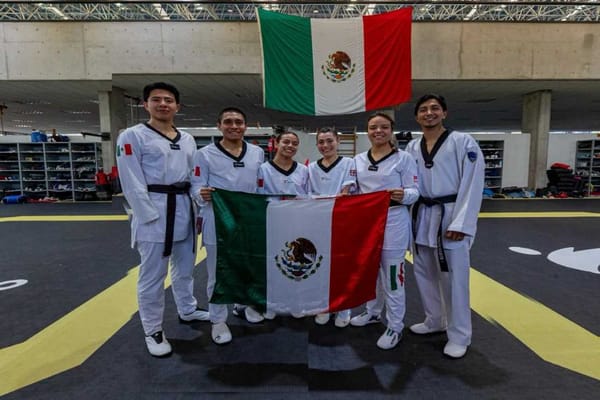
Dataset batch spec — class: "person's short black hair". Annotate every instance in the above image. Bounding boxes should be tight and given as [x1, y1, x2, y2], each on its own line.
[414, 94, 447, 115]
[143, 82, 180, 104]
[217, 107, 247, 124]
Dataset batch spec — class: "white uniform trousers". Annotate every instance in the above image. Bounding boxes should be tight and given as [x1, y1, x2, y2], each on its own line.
[365, 250, 407, 333]
[137, 232, 198, 336]
[413, 244, 472, 346]
[205, 244, 229, 323]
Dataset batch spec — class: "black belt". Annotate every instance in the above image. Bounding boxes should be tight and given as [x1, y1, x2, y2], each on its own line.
[147, 182, 194, 257]
[411, 194, 458, 272]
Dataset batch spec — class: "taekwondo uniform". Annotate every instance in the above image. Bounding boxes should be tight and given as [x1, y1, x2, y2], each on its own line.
[308, 156, 356, 196]
[117, 123, 199, 337]
[191, 141, 264, 324]
[258, 160, 309, 196]
[353, 149, 419, 334]
[405, 130, 484, 348]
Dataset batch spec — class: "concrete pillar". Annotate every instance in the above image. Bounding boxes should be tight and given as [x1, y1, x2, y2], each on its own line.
[98, 87, 127, 170]
[522, 90, 552, 190]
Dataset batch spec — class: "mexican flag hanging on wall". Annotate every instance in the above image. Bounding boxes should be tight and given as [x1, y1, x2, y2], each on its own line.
[257, 7, 412, 115]
[210, 189, 390, 316]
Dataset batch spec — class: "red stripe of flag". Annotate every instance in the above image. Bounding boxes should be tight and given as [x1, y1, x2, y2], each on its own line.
[124, 143, 133, 155]
[363, 7, 412, 110]
[328, 191, 389, 312]
[195, 166, 201, 176]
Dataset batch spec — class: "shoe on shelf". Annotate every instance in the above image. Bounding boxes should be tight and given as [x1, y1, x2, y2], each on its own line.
[263, 310, 276, 320]
[178, 306, 210, 323]
[376, 328, 402, 350]
[443, 342, 468, 359]
[409, 322, 446, 335]
[314, 313, 330, 325]
[245, 306, 265, 323]
[334, 313, 351, 328]
[145, 331, 172, 357]
[211, 322, 232, 345]
[350, 311, 381, 327]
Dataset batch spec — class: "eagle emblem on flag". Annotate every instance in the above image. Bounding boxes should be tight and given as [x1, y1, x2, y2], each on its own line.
[321, 51, 355, 83]
[275, 237, 323, 281]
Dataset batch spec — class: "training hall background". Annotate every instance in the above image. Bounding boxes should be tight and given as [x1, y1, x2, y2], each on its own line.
[1, 6, 599, 399]
[1, 15, 600, 201]
[1, 129, 598, 203]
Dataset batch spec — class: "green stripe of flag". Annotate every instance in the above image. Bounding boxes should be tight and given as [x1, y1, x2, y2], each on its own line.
[258, 8, 315, 114]
[211, 189, 269, 310]
[390, 264, 397, 291]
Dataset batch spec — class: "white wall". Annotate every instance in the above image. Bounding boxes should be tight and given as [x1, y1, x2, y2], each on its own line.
[2, 22, 600, 79]
[547, 133, 598, 169]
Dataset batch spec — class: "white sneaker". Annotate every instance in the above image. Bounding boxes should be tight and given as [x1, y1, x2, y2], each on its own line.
[244, 306, 265, 323]
[291, 312, 304, 319]
[145, 331, 172, 357]
[409, 322, 446, 335]
[350, 311, 381, 327]
[314, 313, 330, 325]
[334, 313, 351, 328]
[263, 310, 276, 320]
[178, 307, 210, 323]
[376, 328, 402, 350]
[211, 322, 232, 345]
[443, 341, 467, 359]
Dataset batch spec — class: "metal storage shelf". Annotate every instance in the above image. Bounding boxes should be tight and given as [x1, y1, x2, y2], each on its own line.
[0, 142, 102, 201]
[575, 140, 600, 196]
[477, 140, 504, 193]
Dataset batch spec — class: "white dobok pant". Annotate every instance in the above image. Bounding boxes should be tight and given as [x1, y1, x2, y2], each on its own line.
[363, 249, 407, 333]
[137, 232, 198, 335]
[413, 243, 472, 347]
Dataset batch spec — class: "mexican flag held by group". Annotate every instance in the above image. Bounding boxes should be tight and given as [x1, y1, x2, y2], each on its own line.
[257, 7, 412, 115]
[210, 189, 390, 316]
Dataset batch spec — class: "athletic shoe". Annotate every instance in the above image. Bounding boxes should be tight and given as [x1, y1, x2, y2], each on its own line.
[443, 342, 468, 359]
[291, 312, 304, 319]
[350, 311, 381, 327]
[376, 328, 402, 350]
[409, 322, 446, 335]
[334, 313, 351, 328]
[244, 306, 265, 323]
[145, 331, 172, 357]
[314, 313, 330, 325]
[178, 307, 210, 323]
[211, 322, 232, 345]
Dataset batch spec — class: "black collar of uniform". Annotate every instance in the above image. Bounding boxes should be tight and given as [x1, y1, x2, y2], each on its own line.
[367, 148, 396, 166]
[144, 122, 181, 143]
[317, 156, 343, 173]
[215, 140, 247, 162]
[420, 129, 452, 169]
[269, 160, 297, 176]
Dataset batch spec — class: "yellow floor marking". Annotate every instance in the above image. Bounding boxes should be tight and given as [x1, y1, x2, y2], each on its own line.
[0, 241, 206, 397]
[406, 252, 600, 381]
[479, 211, 599, 218]
[0, 215, 128, 222]
[470, 268, 600, 381]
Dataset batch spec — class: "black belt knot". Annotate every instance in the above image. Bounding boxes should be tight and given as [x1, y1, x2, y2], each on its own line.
[147, 182, 194, 257]
[411, 194, 458, 272]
